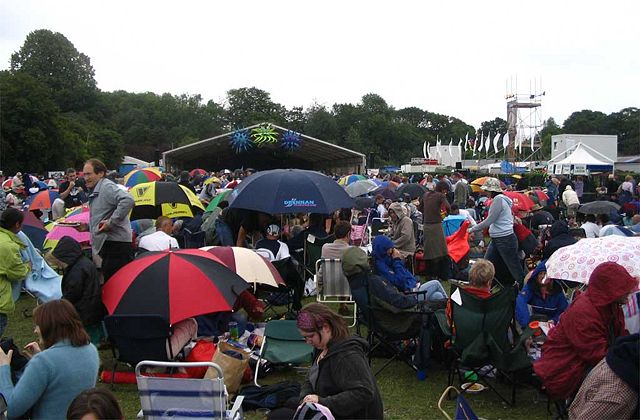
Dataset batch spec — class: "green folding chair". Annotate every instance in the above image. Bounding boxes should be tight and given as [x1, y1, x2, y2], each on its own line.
[447, 284, 532, 406]
[253, 320, 313, 386]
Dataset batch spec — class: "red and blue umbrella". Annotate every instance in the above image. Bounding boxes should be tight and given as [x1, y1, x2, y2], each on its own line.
[21, 210, 48, 250]
[24, 190, 60, 210]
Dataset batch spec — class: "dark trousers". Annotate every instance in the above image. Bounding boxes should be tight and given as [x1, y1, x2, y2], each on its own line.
[484, 233, 525, 287]
[100, 241, 133, 283]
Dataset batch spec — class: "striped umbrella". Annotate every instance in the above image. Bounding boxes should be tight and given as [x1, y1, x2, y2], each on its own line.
[24, 190, 60, 210]
[102, 249, 249, 324]
[337, 174, 366, 186]
[123, 168, 163, 188]
[44, 211, 91, 250]
[200, 246, 284, 288]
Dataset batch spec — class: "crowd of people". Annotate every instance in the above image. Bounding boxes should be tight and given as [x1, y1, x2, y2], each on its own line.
[0, 162, 638, 419]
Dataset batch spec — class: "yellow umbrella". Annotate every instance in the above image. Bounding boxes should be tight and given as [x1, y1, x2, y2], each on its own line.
[129, 181, 204, 220]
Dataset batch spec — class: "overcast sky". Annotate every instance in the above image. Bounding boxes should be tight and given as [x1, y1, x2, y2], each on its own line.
[1, 0, 638, 130]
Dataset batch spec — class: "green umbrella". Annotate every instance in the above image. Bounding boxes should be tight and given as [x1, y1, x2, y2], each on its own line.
[205, 189, 232, 212]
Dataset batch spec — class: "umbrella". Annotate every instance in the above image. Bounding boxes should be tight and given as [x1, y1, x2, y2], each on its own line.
[354, 197, 375, 211]
[503, 191, 535, 213]
[527, 190, 549, 206]
[396, 183, 427, 200]
[200, 246, 284, 288]
[44, 211, 91, 249]
[228, 169, 353, 214]
[337, 174, 366, 186]
[123, 168, 162, 188]
[578, 201, 621, 215]
[375, 187, 398, 201]
[64, 205, 90, 218]
[546, 236, 640, 284]
[23, 190, 60, 210]
[102, 249, 250, 324]
[205, 189, 232, 212]
[21, 210, 48, 250]
[189, 168, 207, 178]
[2, 178, 23, 192]
[129, 181, 205, 220]
[470, 177, 507, 193]
[345, 179, 379, 198]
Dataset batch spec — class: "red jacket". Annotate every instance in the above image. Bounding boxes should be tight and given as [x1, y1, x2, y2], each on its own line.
[533, 262, 637, 400]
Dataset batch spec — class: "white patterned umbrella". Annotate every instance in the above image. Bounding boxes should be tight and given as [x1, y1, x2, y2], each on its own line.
[546, 236, 640, 284]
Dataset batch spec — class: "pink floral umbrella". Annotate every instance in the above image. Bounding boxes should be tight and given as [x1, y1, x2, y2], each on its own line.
[546, 236, 640, 284]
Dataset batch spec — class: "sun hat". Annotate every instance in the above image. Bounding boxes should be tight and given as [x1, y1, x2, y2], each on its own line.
[480, 177, 503, 193]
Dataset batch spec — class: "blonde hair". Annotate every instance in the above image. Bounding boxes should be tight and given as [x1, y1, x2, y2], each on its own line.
[469, 259, 495, 288]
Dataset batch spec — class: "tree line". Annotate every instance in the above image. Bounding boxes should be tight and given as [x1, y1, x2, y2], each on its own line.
[1, 29, 638, 174]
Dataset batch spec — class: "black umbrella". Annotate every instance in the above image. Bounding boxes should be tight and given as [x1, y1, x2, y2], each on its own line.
[354, 197, 375, 211]
[578, 201, 621, 215]
[396, 183, 427, 200]
[228, 169, 353, 214]
[374, 187, 398, 200]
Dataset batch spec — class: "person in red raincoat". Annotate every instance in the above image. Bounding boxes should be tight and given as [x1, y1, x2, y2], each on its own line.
[533, 262, 638, 400]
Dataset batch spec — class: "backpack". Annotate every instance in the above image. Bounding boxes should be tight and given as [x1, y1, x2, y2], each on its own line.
[239, 381, 301, 410]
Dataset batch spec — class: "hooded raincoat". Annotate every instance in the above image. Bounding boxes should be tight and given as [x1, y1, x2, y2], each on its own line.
[0, 227, 29, 314]
[542, 220, 577, 260]
[533, 262, 638, 400]
[388, 202, 416, 256]
[372, 235, 417, 292]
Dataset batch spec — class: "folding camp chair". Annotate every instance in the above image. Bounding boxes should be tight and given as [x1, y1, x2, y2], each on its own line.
[446, 284, 532, 406]
[136, 360, 244, 420]
[104, 315, 175, 385]
[315, 258, 357, 326]
[253, 320, 313, 386]
[183, 228, 206, 249]
[302, 233, 334, 279]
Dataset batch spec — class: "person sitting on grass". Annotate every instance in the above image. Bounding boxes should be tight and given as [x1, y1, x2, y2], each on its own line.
[0, 299, 99, 419]
[515, 261, 568, 329]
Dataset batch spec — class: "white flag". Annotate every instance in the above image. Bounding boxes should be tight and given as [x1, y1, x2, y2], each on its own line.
[493, 132, 500, 154]
[530, 135, 535, 151]
[479, 132, 484, 154]
[472, 135, 477, 156]
[436, 139, 441, 160]
[464, 132, 469, 152]
[448, 139, 453, 158]
[502, 132, 510, 149]
[423, 141, 427, 159]
[518, 134, 523, 154]
[484, 132, 491, 153]
[458, 139, 463, 161]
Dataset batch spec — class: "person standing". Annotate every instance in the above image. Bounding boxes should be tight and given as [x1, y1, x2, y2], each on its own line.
[452, 173, 469, 208]
[0, 208, 31, 336]
[562, 185, 580, 219]
[58, 168, 88, 209]
[78, 159, 135, 282]
[420, 181, 451, 280]
[468, 178, 525, 287]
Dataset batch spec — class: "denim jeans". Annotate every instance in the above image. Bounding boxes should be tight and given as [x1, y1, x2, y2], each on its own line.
[416, 280, 448, 302]
[484, 233, 525, 286]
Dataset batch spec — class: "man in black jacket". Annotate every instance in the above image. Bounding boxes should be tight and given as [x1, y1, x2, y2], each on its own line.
[50, 236, 106, 342]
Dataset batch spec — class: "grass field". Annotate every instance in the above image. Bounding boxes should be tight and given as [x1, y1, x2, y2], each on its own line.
[5, 295, 549, 419]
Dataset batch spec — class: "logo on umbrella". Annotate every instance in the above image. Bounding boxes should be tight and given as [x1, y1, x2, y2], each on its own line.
[137, 186, 150, 196]
[284, 198, 316, 208]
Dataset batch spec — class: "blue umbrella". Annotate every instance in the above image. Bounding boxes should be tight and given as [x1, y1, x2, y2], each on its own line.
[229, 169, 354, 214]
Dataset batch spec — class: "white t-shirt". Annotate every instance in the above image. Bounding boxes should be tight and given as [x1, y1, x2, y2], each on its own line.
[138, 230, 179, 251]
[581, 221, 600, 238]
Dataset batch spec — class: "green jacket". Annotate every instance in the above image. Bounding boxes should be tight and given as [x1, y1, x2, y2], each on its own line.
[0, 227, 29, 314]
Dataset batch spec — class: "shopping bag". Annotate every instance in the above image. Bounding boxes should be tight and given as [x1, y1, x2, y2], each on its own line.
[206, 341, 250, 394]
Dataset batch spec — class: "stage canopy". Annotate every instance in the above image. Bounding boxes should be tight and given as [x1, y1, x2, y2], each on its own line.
[163, 123, 366, 174]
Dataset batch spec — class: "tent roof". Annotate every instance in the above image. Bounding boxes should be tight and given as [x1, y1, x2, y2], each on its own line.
[162, 123, 366, 173]
[549, 142, 614, 166]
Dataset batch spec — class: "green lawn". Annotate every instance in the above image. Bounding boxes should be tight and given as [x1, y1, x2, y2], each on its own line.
[5, 296, 549, 419]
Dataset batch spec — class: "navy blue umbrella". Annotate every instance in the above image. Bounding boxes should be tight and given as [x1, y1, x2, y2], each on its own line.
[228, 169, 354, 214]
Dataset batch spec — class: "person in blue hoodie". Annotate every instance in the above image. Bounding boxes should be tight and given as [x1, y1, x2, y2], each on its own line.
[372, 235, 417, 292]
[516, 260, 568, 328]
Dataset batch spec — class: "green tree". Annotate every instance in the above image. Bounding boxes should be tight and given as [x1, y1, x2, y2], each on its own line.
[479, 117, 508, 136]
[10, 29, 97, 113]
[562, 110, 608, 134]
[304, 103, 338, 142]
[538, 117, 562, 158]
[0, 71, 70, 173]
[606, 107, 639, 155]
[224, 87, 286, 128]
